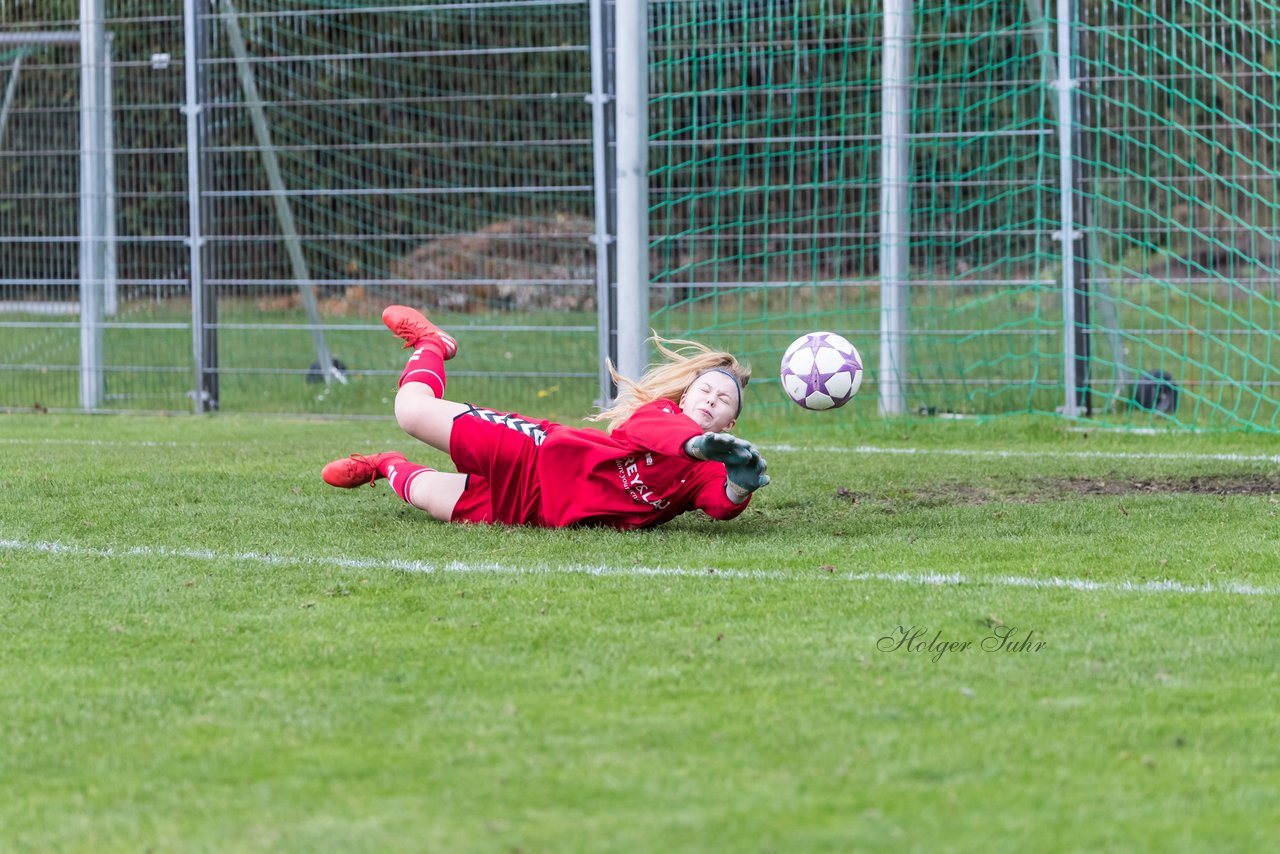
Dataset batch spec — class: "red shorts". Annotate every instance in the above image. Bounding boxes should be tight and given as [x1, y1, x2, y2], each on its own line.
[447, 407, 551, 526]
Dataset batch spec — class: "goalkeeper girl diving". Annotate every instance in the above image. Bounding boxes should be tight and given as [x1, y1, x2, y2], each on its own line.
[320, 305, 770, 529]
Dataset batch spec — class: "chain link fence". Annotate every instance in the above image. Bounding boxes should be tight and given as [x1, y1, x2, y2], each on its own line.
[1, 0, 600, 417]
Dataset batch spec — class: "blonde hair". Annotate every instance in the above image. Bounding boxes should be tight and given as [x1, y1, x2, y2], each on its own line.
[588, 334, 751, 432]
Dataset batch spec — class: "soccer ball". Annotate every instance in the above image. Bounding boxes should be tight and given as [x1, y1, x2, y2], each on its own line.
[780, 332, 864, 410]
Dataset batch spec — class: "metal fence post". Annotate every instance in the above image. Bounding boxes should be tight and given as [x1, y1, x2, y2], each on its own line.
[614, 0, 649, 382]
[879, 0, 912, 416]
[588, 0, 616, 406]
[1055, 0, 1083, 418]
[184, 0, 212, 411]
[79, 0, 106, 410]
[103, 32, 117, 318]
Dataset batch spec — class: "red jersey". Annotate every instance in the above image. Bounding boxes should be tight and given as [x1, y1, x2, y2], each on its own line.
[534, 399, 751, 529]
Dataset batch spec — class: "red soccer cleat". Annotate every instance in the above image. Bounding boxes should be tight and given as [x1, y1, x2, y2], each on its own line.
[321, 452, 407, 488]
[381, 304, 457, 360]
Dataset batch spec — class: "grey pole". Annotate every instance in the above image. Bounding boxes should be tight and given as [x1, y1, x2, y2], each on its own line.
[879, 0, 912, 416]
[0, 32, 81, 46]
[0, 55, 24, 151]
[104, 32, 117, 317]
[1055, 0, 1080, 417]
[184, 0, 210, 411]
[79, 0, 106, 410]
[614, 0, 649, 382]
[588, 0, 615, 406]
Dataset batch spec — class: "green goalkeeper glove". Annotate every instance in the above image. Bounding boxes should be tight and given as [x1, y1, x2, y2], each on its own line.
[685, 431, 758, 465]
[725, 454, 770, 502]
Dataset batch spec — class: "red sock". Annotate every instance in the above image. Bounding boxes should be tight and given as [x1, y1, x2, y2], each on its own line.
[398, 341, 447, 397]
[382, 457, 436, 504]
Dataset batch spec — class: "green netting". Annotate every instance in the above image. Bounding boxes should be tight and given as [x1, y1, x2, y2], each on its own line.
[650, 0, 1280, 434]
[1079, 0, 1280, 430]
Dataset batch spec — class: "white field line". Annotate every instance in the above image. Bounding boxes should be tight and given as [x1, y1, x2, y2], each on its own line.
[0, 438, 186, 447]
[2, 538, 1277, 597]
[3, 435, 1279, 465]
[767, 444, 1280, 465]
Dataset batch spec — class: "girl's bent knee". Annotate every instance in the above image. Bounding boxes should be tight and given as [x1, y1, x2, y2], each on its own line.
[394, 387, 434, 426]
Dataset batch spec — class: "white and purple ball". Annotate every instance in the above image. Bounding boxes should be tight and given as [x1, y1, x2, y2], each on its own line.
[780, 332, 864, 411]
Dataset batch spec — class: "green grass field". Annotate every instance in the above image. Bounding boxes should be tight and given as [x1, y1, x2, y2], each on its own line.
[2, 412, 1278, 851]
